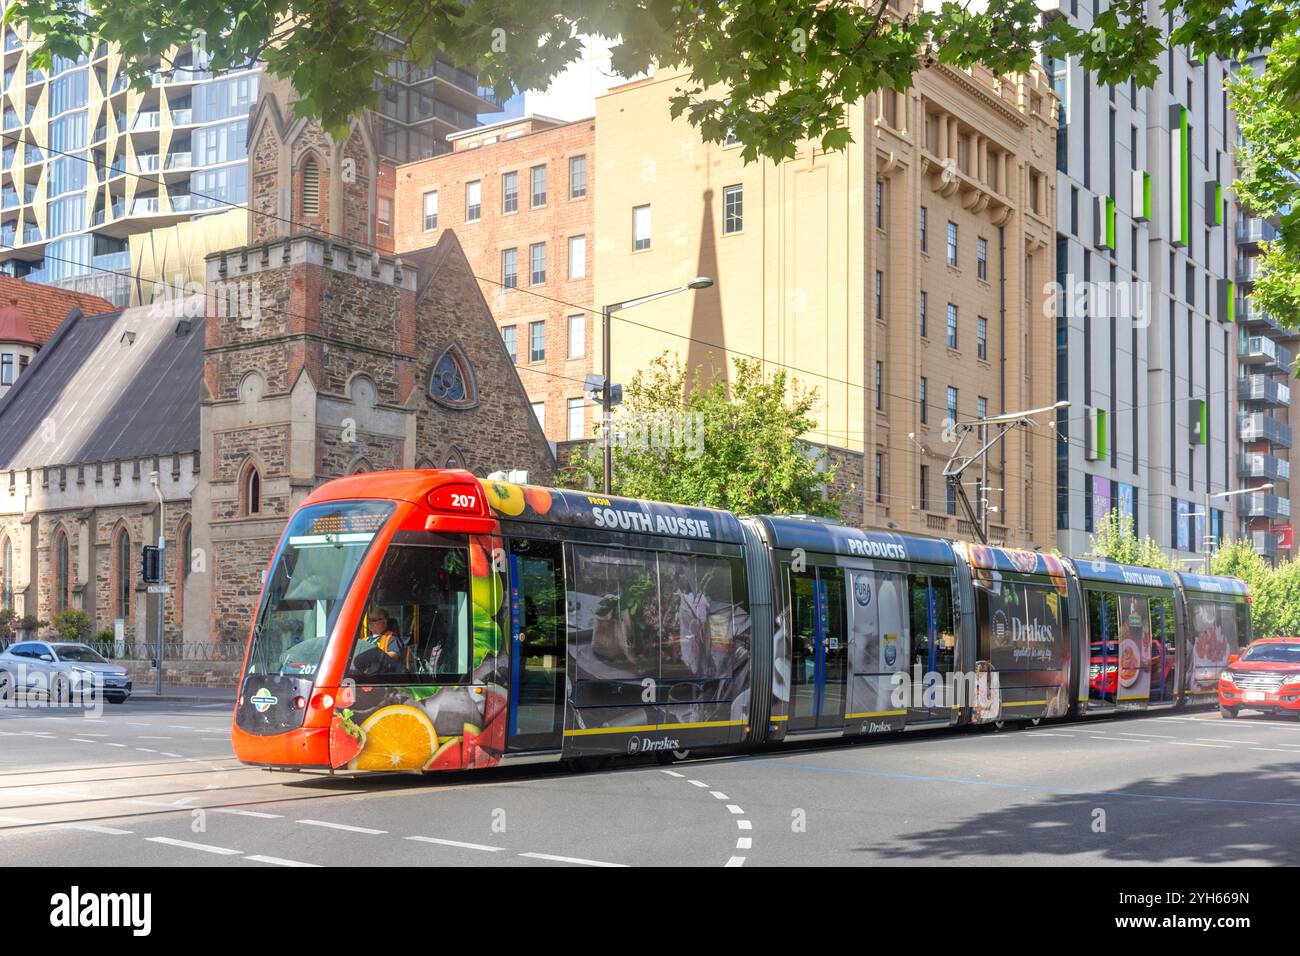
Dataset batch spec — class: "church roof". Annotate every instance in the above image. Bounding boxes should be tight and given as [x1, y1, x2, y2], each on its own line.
[0, 276, 115, 345]
[0, 297, 204, 470]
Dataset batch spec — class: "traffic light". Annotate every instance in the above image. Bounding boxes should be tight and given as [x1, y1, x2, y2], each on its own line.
[141, 546, 162, 584]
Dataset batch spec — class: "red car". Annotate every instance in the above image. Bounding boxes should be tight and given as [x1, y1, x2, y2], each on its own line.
[1218, 637, 1300, 718]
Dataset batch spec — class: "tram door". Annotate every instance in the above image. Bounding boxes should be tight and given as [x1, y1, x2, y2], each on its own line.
[788, 566, 848, 732]
[506, 538, 565, 752]
[907, 574, 957, 722]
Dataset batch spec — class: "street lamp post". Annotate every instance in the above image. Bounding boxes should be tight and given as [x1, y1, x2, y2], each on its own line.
[599, 277, 714, 494]
[1201, 483, 1273, 566]
[149, 471, 165, 697]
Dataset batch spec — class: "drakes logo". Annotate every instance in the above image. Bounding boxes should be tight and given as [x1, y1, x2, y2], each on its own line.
[627, 735, 681, 754]
[250, 688, 278, 713]
[50, 886, 151, 936]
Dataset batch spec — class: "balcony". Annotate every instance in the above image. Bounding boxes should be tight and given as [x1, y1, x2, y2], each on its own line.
[21, 224, 39, 243]
[1241, 412, 1294, 449]
[133, 153, 160, 173]
[1238, 492, 1291, 521]
[1252, 530, 1280, 560]
[1240, 298, 1281, 332]
[169, 194, 194, 212]
[1, 189, 16, 210]
[92, 250, 129, 272]
[1239, 453, 1291, 481]
[1240, 375, 1292, 407]
[2, 112, 19, 131]
[164, 151, 192, 170]
[170, 108, 193, 126]
[131, 196, 160, 215]
[132, 111, 161, 132]
[1237, 257, 1264, 284]
[1239, 335, 1293, 373]
[1238, 217, 1281, 247]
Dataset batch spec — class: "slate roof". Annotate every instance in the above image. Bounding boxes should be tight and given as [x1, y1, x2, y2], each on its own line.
[0, 297, 204, 470]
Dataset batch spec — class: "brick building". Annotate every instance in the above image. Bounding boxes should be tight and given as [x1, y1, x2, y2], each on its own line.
[0, 277, 114, 400]
[392, 114, 596, 443]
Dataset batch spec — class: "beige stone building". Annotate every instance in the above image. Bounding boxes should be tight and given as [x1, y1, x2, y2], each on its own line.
[593, 62, 1058, 547]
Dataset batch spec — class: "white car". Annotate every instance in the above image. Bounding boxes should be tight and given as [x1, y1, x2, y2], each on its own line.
[0, 640, 132, 703]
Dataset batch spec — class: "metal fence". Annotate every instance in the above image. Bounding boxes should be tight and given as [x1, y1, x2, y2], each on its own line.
[0, 635, 244, 662]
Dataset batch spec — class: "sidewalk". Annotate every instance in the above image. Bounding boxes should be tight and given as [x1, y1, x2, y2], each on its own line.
[130, 685, 236, 705]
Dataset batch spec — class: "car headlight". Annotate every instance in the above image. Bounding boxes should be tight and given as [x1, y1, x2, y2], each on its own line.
[1220, 670, 1235, 683]
[1284, 673, 1300, 686]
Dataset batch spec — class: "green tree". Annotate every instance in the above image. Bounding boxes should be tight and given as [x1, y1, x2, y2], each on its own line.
[1087, 511, 1173, 570]
[7, 0, 1300, 163]
[50, 608, 93, 643]
[1210, 540, 1300, 638]
[1230, 32, 1300, 328]
[562, 353, 841, 517]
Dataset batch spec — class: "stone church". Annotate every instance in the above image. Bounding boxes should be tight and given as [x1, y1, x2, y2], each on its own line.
[0, 81, 555, 647]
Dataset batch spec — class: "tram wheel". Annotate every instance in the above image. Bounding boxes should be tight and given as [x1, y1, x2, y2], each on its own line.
[565, 756, 612, 773]
[1029, 717, 1043, 727]
[992, 719, 1007, 731]
[656, 749, 691, 764]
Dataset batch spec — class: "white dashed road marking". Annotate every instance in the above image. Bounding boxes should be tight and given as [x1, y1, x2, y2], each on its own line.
[245, 855, 319, 867]
[146, 837, 242, 856]
[406, 836, 506, 852]
[297, 819, 387, 835]
[518, 852, 626, 867]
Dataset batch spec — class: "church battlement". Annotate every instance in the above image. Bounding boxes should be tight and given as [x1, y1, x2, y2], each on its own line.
[206, 235, 416, 292]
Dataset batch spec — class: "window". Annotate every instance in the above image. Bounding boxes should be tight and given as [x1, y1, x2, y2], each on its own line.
[977, 396, 988, 420]
[919, 465, 929, 511]
[530, 242, 546, 285]
[0, 353, 12, 385]
[875, 271, 884, 320]
[531, 401, 545, 429]
[345, 536, 473, 684]
[53, 529, 70, 614]
[874, 453, 884, 503]
[530, 164, 547, 206]
[977, 316, 988, 360]
[633, 205, 651, 250]
[567, 398, 584, 440]
[501, 248, 517, 288]
[244, 464, 262, 516]
[946, 480, 957, 515]
[919, 291, 928, 337]
[920, 206, 928, 252]
[568, 235, 586, 280]
[466, 180, 481, 221]
[946, 303, 958, 348]
[300, 158, 320, 217]
[875, 362, 883, 410]
[529, 320, 545, 362]
[919, 376, 928, 423]
[1, 535, 11, 611]
[875, 180, 884, 229]
[569, 155, 587, 199]
[502, 325, 517, 363]
[178, 519, 191, 618]
[114, 526, 131, 621]
[977, 237, 988, 280]
[946, 221, 958, 266]
[423, 190, 438, 231]
[568, 314, 585, 358]
[377, 196, 393, 237]
[946, 386, 958, 422]
[724, 185, 743, 234]
[502, 171, 518, 213]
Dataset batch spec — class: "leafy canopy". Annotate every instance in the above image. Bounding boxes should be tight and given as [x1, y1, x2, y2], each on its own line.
[6, 0, 1300, 164]
[562, 352, 840, 518]
[1087, 510, 1174, 570]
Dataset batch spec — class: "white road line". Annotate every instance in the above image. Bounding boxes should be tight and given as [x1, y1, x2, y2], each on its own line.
[59, 824, 133, 835]
[725, 856, 746, 867]
[297, 819, 387, 835]
[146, 836, 242, 855]
[245, 855, 320, 867]
[1170, 741, 1231, 748]
[1118, 732, 1177, 739]
[104, 742, 126, 748]
[159, 752, 182, 758]
[1059, 728, 1108, 735]
[75, 733, 110, 737]
[687, 779, 709, 788]
[710, 791, 729, 800]
[68, 738, 96, 744]
[736, 837, 753, 850]
[1198, 738, 1259, 745]
[137, 736, 173, 740]
[1251, 747, 1300, 754]
[212, 809, 283, 819]
[1023, 732, 1075, 737]
[136, 748, 157, 753]
[406, 836, 506, 852]
[518, 851, 627, 867]
[736, 819, 752, 830]
[726, 804, 744, 815]
[659, 769, 684, 778]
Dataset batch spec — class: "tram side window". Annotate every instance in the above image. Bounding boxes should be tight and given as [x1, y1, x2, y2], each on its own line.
[906, 575, 956, 676]
[568, 545, 750, 709]
[346, 540, 471, 682]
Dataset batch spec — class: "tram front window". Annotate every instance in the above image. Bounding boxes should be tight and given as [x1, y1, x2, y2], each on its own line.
[346, 532, 472, 683]
[245, 501, 394, 680]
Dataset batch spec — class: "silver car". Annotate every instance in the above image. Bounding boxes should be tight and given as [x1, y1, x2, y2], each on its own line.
[0, 640, 132, 703]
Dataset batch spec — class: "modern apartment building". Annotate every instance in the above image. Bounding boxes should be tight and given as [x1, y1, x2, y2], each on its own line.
[1231, 49, 1296, 564]
[0, 20, 260, 305]
[593, 59, 1059, 545]
[392, 114, 596, 444]
[1050, 0, 1241, 565]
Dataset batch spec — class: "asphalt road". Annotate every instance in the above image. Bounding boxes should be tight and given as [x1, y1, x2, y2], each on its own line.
[3, 698, 1300, 866]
